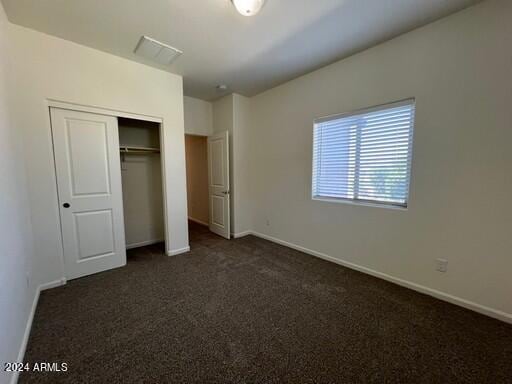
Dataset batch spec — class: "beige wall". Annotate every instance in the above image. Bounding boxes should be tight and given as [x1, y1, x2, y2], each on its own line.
[232, 94, 252, 235]
[213, 95, 235, 231]
[8, 23, 189, 288]
[185, 135, 209, 225]
[184, 96, 213, 136]
[212, 94, 252, 235]
[246, 0, 512, 320]
[0, 2, 36, 383]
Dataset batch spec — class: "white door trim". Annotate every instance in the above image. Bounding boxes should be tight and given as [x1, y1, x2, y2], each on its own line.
[47, 99, 170, 280]
[47, 99, 163, 123]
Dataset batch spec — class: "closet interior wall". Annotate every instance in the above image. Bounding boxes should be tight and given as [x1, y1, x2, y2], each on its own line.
[118, 118, 164, 249]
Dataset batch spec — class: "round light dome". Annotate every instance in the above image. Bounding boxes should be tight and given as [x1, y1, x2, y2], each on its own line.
[231, 0, 266, 16]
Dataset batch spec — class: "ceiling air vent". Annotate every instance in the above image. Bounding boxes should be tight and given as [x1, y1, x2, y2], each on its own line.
[134, 36, 182, 65]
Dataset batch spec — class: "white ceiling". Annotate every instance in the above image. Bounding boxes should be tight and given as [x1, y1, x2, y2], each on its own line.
[2, 0, 481, 101]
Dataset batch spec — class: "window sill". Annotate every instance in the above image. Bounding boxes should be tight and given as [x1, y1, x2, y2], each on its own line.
[312, 196, 408, 211]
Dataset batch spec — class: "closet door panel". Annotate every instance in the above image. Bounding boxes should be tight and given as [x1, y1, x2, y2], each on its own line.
[51, 108, 126, 280]
[66, 119, 111, 196]
[74, 209, 115, 260]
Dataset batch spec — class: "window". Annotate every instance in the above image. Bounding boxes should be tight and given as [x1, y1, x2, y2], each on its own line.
[312, 99, 415, 208]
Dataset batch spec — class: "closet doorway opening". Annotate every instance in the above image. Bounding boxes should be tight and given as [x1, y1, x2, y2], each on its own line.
[50, 102, 168, 280]
[119, 117, 165, 252]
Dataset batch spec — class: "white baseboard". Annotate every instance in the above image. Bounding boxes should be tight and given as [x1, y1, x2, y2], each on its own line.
[40, 277, 66, 291]
[10, 289, 39, 384]
[10, 278, 66, 384]
[188, 217, 209, 227]
[232, 230, 252, 239]
[126, 239, 164, 250]
[250, 231, 512, 324]
[167, 246, 190, 256]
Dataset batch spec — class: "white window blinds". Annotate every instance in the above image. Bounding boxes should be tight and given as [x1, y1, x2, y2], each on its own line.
[312, 99, 415, 207]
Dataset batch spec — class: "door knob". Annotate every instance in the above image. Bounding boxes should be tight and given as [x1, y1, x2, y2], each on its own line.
[63, 203, 70, 208]
[222, 191, 229, 195]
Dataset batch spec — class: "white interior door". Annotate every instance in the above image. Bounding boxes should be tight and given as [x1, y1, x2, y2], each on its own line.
[50, 108, 126, 280]
[208, 131, 230, 239]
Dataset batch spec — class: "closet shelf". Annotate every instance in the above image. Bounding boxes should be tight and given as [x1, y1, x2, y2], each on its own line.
[119, 146, 160, 154]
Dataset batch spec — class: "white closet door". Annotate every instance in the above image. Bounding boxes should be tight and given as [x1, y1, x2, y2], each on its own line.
[208, 131, 230, 239]
[51, 108, 126, 280]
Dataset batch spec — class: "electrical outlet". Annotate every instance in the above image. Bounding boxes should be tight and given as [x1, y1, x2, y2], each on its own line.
[436, 258, 448, 273]
[265, 219, 270, 226]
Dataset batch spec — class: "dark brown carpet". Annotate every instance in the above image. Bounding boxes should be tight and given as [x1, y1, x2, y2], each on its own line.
[20, 222, 512, 383]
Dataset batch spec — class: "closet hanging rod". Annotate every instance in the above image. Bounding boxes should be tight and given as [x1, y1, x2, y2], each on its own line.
[119, 146, 160, 154]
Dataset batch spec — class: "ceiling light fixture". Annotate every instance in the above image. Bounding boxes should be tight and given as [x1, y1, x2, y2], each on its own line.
[231, 0, 266, 16]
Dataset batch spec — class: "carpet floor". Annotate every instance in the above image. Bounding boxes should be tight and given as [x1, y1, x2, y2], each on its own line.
[20, 222, 512, 383]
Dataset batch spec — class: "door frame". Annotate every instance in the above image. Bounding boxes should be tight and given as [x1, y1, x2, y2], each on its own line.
[47, 99, 169, 280]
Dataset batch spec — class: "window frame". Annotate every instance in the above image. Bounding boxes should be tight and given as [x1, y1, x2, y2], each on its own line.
[311, 98, 416, 210]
